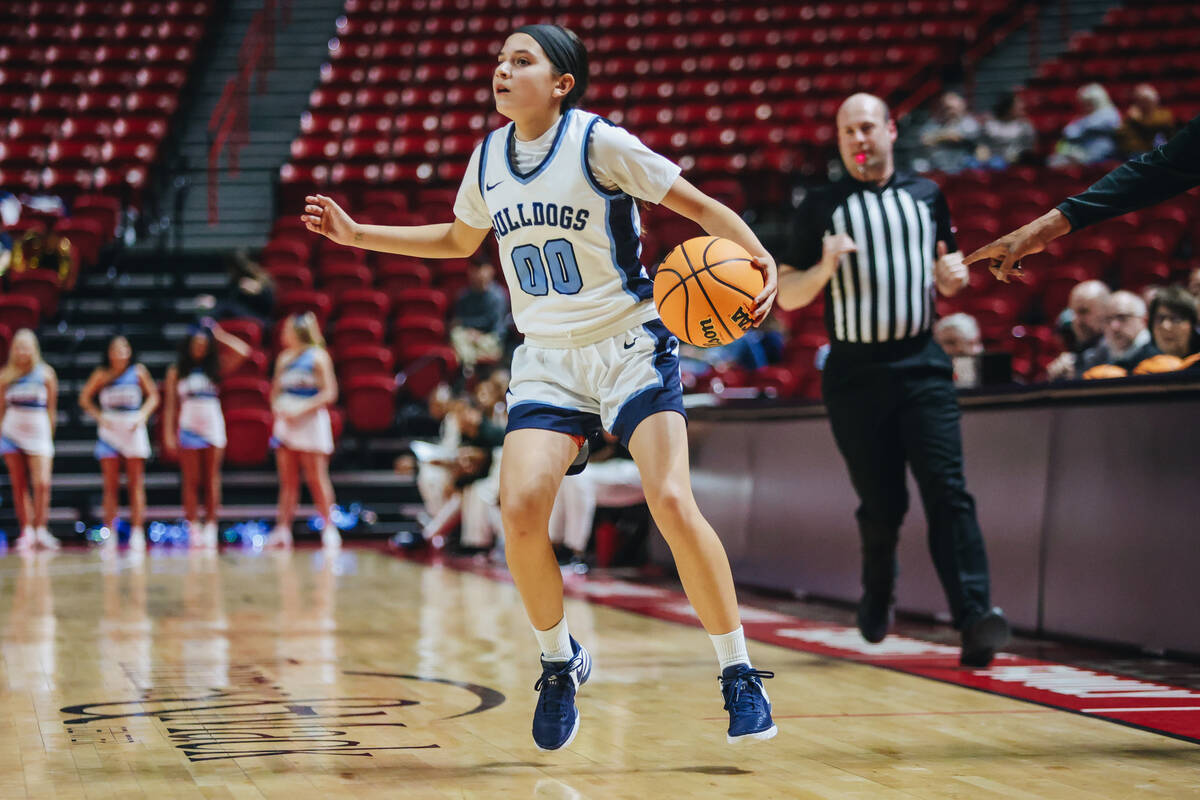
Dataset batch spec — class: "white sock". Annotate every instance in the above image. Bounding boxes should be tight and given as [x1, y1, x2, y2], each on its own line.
[21, 526, 34, 539]
[130, 525, 145, 537]
[533, 616, 573, 662]
[711, 626, 750, 671]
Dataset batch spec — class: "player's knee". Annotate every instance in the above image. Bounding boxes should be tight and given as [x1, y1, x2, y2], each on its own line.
[500, 487, 555, 535]
[643, 483, 697, 530]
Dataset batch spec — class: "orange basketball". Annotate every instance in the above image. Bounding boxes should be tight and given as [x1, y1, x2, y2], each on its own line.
[653, 236, 763, 347]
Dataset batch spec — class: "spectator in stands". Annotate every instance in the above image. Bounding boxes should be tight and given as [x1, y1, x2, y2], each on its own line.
[1046, 280, 1111, 380]
[548, 431, 644, 569]
[78, 336, 160, 553]
[449, 260, 508, 372]
[162, 320, 252, 550]
[0, 330, 60, 551]
[1049, 83, 1121, 167]
[934, 313, 984, 388]
[1186, 267, 1200, 303]
[266, 313, 340, 550]
[980, 92, 1036, 169]
[1078, 290, 1156, 373]
[198, 251, 276, 325]
[1116, 84, 1177, 156]
[1147, 286, 1200, 360]
[918, 91, 982, 173]
[933, 313, 983, 357]
[452, 395, 507, 555]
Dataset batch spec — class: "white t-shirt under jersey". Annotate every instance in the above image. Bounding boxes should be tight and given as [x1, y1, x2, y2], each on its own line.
[454, 116, 681, 228]
[453, 110, 682, 346]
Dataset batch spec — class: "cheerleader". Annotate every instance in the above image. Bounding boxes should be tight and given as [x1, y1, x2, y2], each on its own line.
[78, 335, 160, 552]
[267, 313, 340, 549]
[162, 321, 251, 549]
[0, 329, 59, 551]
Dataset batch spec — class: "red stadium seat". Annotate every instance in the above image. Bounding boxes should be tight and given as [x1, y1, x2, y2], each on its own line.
[7, 270, 61, 319]
[343, 374, 397, 433]
[337, 288, 391, 321]
[217, 317, 264, 349]
[274, 289, 332, 327]
[223, 408, 273, 466]
[319, 262, 373, 298]
[336, 344, 394, 382]
[225, 349, 267, 379]
[391, 287, 448, 319]
[331, 316, 385, 350]
[266, 264, 314, 294]
[396, 344, 457, 400]
[0, 295, 43, 330]
[220, 376, 271, 412]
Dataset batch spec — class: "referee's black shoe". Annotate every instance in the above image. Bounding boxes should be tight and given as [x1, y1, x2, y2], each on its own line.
[856, 592, 895, 644]
[960, 608, 1011, 668]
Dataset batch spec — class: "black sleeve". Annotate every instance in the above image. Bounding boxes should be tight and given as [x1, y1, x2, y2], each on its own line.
[785, 186, 830, 270]
[1056, 114, 1200, 231]
[931, 186, 958, 252]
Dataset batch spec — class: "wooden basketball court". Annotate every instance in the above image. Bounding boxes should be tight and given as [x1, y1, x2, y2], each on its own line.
[1, 548, 1198, 798]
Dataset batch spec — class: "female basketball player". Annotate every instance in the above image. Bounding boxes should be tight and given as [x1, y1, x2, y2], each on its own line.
[163, 321, 252, 549]
[301, 25, 779, 750]
[78, 336, 159, 552]
[266, 312, 341, 550]
[0, 330, 59, 551]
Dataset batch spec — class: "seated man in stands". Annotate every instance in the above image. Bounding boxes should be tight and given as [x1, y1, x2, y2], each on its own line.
[449, 261, 509, 373]
[1116, 84, 1177, 156]
[1078, 290, 1157, 374]
[917, 92, 983, 174]
[1047, 279, 1112, 380]
[934, 313, 984, 388]
[933, 313, 983, 357]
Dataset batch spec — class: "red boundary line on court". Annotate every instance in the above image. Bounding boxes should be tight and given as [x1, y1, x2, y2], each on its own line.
[383, 548, 1200, 747]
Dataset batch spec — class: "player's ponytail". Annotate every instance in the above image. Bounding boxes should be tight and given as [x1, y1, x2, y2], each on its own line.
[517, 24, 588, 111]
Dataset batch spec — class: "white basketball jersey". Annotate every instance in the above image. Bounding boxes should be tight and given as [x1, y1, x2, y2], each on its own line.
[477, 109, 656, 346]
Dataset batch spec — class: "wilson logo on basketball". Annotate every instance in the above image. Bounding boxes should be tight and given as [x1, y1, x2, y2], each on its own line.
[700, 317, 721, 347]
[731, 306, 753, 331]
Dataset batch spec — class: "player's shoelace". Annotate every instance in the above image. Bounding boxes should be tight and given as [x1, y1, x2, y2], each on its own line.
[719, 667, 775, 714]
[534, 651, 584, 716]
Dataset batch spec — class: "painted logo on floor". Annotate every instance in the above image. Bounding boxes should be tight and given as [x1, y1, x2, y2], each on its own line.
[60, 666, 504, 762]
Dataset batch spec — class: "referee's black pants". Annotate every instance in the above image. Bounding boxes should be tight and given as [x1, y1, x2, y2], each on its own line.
[822, 334, 991, 630]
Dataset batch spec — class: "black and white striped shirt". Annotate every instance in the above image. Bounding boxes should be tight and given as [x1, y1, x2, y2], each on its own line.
[789, 172, 955, 344]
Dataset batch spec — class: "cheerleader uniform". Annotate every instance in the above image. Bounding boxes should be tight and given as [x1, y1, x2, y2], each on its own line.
[177, 368, 227, 449]
[0, 364, 54, 457]
[95, 365, 151, 460]
[271, 348, 333, 454]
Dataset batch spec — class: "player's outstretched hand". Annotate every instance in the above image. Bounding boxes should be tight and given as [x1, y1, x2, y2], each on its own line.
[963, 208, 1072, 284]
[302, 195, 357, 246]
[751, 253, 778, 324]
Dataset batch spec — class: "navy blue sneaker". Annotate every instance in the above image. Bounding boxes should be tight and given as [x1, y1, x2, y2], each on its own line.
[719, 664, 777, 744]
[532, 636, 592, 751]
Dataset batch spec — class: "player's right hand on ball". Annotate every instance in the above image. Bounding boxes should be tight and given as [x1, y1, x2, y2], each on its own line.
[302, 195, 357, 246]
[822, 233, 857, 265]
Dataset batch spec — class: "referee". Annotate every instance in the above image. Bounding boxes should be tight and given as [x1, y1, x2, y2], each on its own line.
[778, 93, 1010, 667]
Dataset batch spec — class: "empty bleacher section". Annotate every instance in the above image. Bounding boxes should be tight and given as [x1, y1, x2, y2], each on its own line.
[0, 1, 218, 262]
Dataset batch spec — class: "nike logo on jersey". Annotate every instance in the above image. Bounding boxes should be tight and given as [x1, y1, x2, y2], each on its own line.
[485, 180, 505, 191]
[623, 337, 638, 350]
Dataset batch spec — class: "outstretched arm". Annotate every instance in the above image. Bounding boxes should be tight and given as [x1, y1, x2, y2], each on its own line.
[301, 195, 490, 259]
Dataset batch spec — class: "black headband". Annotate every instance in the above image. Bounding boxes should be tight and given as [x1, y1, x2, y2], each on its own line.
[515, 24, 588, 109]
